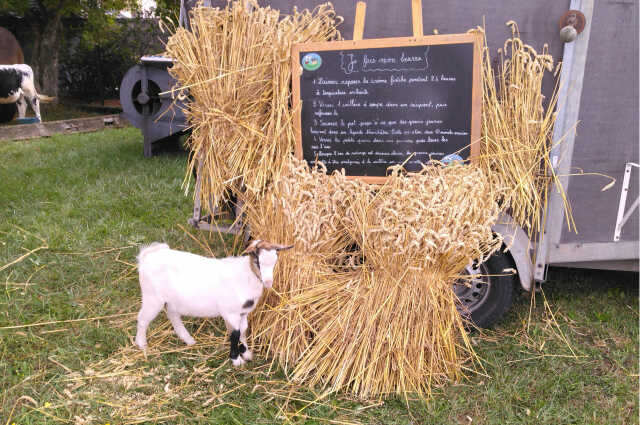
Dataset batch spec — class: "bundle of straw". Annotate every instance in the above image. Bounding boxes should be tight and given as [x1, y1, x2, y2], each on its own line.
[474, 22, 574, 242]
[241, 158, 360, 371]
[292, 163, 503, 398]
[165, 1, 342, 211]
[244, 159, 504, 399]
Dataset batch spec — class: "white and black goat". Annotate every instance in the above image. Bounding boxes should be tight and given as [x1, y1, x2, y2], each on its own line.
[135, 240, 293, 366]
[0, 64, 43, 122]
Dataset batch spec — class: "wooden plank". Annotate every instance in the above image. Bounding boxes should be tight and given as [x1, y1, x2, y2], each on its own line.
[291, 46, 303, 161]
[353, 1, 366, 41]
[470, 31, 483, 159]
[295, 33, 478, 52]
[411, 0, 423, 37]
[0, 114, 128, 142]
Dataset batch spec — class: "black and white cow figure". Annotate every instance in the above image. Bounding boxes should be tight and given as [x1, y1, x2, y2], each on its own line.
[0, 64, 42, 122]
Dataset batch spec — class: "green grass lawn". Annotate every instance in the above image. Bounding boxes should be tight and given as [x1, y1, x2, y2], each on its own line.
[0, 128, 637, 424]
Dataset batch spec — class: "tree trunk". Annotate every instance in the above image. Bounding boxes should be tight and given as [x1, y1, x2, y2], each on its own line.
[29, 11, 62, 100]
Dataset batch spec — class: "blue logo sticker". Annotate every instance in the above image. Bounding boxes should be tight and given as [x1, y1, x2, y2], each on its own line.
[442, 153, 464, 165]
[302, 53, 322, 71]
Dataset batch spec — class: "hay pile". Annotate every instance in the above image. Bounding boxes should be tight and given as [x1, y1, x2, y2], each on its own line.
[165, 0, 342, 210]
[474, 22, 574, 240]
[243, 158, 504, 398]
[239, 159, 358, 372]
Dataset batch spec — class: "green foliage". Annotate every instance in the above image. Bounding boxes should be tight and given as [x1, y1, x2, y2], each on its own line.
[60, 17, 166, 100]
[0, 0, 138, 19]
[154, 0, 182, 21]
[0, 0, 30, 15]
[0, 0, 179, 98]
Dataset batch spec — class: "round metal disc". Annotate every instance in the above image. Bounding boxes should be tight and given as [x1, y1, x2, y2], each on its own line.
[559, 10, 586, 34]
[453, 263, 491, 314]
[120, 65, 174, 129]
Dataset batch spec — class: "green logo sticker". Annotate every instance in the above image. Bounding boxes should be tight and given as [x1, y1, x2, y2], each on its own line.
[302, 53, 322, 71]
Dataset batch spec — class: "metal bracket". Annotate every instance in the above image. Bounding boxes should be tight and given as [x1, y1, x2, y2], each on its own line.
[614, 162, 639, 241]
[534, 0, 595, 282]
[188, 156, 245, 235]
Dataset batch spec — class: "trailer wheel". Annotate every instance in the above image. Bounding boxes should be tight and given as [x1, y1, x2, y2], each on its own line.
[453, 251, 516, 329]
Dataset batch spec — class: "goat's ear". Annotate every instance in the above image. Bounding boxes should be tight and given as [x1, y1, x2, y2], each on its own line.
[275, 244, 294, 252]
[242, 239, 262, 255]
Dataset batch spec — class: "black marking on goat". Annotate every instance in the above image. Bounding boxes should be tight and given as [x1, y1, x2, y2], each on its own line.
[229, 330, 240, 359]
[242, 299, 254, 309]
[251, 251, 260, 269]
[239, 343, 247, 354]
[0, 68, 22, 99]
[248, 251, 262, 282]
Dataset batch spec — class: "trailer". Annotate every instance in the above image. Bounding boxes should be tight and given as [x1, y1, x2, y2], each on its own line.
[130, 0, 639, 326]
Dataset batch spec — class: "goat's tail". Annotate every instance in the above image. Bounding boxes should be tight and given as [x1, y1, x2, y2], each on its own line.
[37, 94, 55, 103]
[137, 242, 170, 263]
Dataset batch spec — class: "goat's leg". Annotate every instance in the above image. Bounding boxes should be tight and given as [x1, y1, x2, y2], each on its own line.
[135, 297, 164, 349]
[166, 304, 196, 346]
[239, 314, 252, 361]
[222, 317, 250, 360]
[223, 313, 245, 366]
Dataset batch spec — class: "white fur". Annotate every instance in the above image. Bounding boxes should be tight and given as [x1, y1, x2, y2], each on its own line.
[135, 242, 282, 366]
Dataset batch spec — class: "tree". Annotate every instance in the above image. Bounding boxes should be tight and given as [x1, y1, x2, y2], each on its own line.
[0, 0, 141, 98]
[60, 13, 169, 102]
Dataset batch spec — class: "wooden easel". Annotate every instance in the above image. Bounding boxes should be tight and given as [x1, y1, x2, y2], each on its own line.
[353, 0, 424, 39]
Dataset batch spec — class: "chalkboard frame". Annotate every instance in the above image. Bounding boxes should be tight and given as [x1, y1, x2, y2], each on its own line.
[291, 33, 483, 184]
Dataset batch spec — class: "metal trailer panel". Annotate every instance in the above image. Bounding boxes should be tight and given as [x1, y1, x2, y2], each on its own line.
[190, 0, 568, 105]
[558, 0, 639, 246]
[267, 0, 567, 63]
[534, 0, 639, 276]
[535, 0, 596, 280]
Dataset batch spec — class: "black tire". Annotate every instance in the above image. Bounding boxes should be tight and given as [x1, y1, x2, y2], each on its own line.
[453, 251, 516, 329]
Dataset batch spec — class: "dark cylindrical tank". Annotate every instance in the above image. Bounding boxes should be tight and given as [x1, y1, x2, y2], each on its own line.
[0, 26, 24, 64]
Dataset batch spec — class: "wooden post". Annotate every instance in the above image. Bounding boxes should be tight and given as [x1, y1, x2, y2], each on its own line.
[411, 0, 423, 37]
[353, 1, 366, 41]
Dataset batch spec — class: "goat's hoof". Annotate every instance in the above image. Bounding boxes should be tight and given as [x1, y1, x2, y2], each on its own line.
[184, 338, 196, 346]
[231, 357, 245, 367]
[241, 350, 253, 361]
[135, 338, 147, 350]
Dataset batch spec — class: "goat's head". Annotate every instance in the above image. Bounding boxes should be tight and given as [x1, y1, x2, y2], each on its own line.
[243, 239, 293, 288]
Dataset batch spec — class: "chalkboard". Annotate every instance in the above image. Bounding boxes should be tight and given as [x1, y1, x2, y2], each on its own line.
[292, 34, 482, 183]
